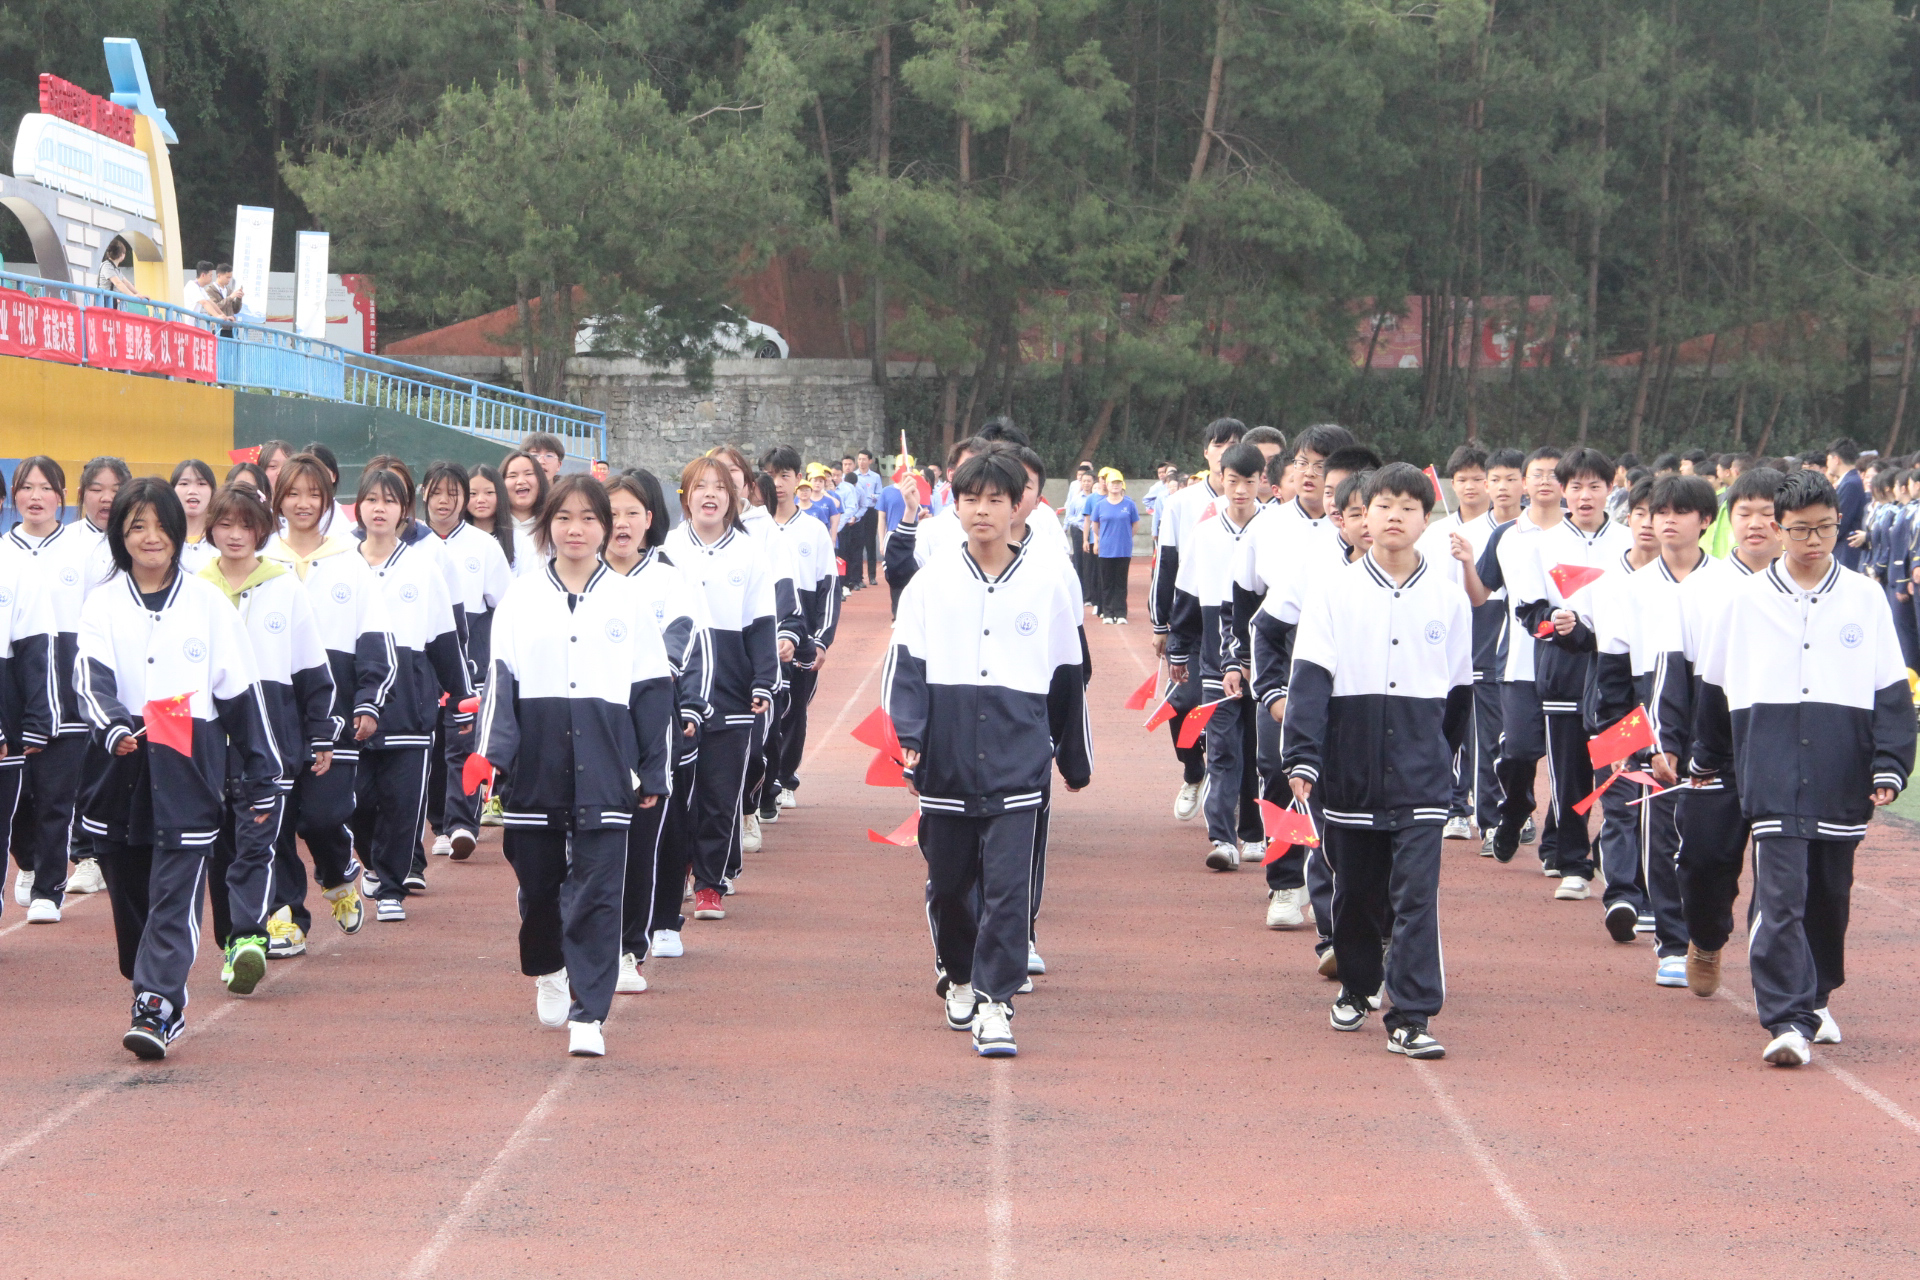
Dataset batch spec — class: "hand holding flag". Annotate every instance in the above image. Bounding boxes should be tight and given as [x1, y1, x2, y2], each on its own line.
[461, 753, 495, 796]
[1256, 798, 1320, 851]
[140, 693, 194, 757]
[1176, 698, 1228, 749]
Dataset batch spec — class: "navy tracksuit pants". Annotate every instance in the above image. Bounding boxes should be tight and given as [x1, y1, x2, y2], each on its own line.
[272, 754, 360, 933]
[922, 808, 1039, 1005]
[504, 825, 629, 1025]
[1327, 822, 1445, 1031]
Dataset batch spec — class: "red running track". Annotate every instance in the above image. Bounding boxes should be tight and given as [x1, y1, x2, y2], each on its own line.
[0, 561, 1917, 1278]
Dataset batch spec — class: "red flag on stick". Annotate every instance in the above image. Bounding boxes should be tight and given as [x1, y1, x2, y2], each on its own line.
[865, 749, 908, 788]
[458, 695, 480, 714]
[228, 445, 262, 464]
[1124, 672, 1158, 711]
[1618, 770, 1660, 788]
[1549, 563, 1605, 598]
[1424, 465, 1448, 508]
[1143, 699, 1179, 731]
[1176, 699, 1225, 749]
[1588, 706, 1656, 769]
[867, 812, 920, 846]
[851, 706, 896, 752]
[140, 693, 194, 757]
[1533, 619, 1556, 639]
[461, 753, 495, 796]
[1256, 799, 1320, 851]
[1572, 767, 1622, 816]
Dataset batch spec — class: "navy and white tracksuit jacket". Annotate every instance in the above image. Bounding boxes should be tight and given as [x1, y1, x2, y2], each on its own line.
[262, 535, 396, 761]
[74, 572, 283, 848]
[196, 560, 337, 777]
[356, 539, 472, 749]
[476, 562, 676, 828]
[1169, 506, 1265, 690]
[435, 520, 512, 679]
[662, 524, 780, 728]
[0, 552, 56, 753]
[616, 549, 714, 733]
[768, 510, 839, 664]
[3, 522, 110, 742]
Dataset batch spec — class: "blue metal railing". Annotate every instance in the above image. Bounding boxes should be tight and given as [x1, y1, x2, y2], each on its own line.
[0, 269, 604, 458]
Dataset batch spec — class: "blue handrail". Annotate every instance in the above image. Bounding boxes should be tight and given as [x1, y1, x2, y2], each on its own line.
[0, 268, 605, 459]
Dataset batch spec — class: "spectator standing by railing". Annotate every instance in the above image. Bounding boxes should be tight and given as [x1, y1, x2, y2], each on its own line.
[852, 450, 884, 588]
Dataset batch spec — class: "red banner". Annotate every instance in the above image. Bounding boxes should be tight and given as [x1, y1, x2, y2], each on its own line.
[83, 310, 217, 383]
[0, 292, 82, 364]
[38, 74, 136, 146]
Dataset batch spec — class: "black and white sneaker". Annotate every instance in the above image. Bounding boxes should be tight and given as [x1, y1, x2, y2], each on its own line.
[1491, 823, 1521, 863]
[944, 980, 980, 1031]
[1329, 992, 1371, 1032]
[1519, 817, 1538, 844]
[1605, 901, 1639, 943]
[123, 993, 182, 1060]
[1388, 1025, 1446, 1059]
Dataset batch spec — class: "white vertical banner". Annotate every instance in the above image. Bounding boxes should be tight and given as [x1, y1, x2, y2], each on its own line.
[293, 231, 330, 340]
[230, 205, 274, 325]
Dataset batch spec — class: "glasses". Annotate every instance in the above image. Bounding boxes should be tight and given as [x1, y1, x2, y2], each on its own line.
[1781, 522, 1839, 542]
[1295, 458, 1326, 475]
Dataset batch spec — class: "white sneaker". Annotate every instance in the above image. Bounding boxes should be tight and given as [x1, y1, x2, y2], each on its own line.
[777, 787, 798, 809]
[617, 953, 647, 993]
[1655, 955, 1687, 987]
[1173, 781, 1203, 821]
[431, 834, 453, 857]
[362, 872, 384, 898]
[1204, 840, 1241, 872]
[742, 813, 762, 854]
[1017, 976, 1034, 994]
[67, 858, 105, 894]
[651, 929, 684, 958]
[375, 899, 406, 922]
[1763, 1028, 1811, 1066]
[1814, 1007, 1843, 1044]
[1240, 838, 1268, 865]
[449, 829, 477, 860]
[535, 970, 570, 1027]
[12, 869, 29, 908]
[1027, 942, 1046, 975]
[26, 898, 60, 923]
[568, 1020, 606, 1057]
[1443, 816, 1472, 841]
[944, 981, 979, 1030]
[1265, 888, 1307, 930]
[1554, 875, 1590, 901]
[972, 1002, 1017, 1057]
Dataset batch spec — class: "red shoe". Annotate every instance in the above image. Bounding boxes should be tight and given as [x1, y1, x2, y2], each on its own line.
[692, 888, 727, 920]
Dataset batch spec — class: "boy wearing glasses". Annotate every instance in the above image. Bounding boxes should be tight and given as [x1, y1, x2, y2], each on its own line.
[1692, 469, 1914, 1066]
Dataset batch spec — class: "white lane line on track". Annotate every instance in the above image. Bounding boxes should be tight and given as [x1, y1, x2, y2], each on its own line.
[402, 1059, 583, 1279]
[0, 930, 335, 1173]
[1413, 1062, 1574, 1280]
[0, 888, 95, 940]
[987, 1063, 1013, 1280]
[1819, 1063, 1920, 1137]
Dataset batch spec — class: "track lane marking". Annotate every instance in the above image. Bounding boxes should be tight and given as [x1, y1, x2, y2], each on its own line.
[1412, 1062, 1575, 1280]
[0, 889, 96, 940]
[988, 1063, 1013, 1279]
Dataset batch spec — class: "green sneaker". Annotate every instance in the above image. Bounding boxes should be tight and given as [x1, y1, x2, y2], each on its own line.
[225, 935, 268, 995]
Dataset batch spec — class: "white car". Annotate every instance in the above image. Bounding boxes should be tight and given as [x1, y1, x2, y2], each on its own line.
[575, 307, 788, 359]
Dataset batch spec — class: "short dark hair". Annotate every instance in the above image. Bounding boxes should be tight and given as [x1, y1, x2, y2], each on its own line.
[857, 449, 876, 462]
[977, 416, 1028, 447]
[195, 261, 214, 275]
[215, 262, 232, 274]
[1266, 450, 1290, 488]
[106, 476, 186, 575]
[302, 442, 340, 483]
[1775, 468, 1839, 520]
[1827, 437, 1860, 466]
[421, 461, 471, 511]
[1293, 424, 1354, 460]
[1485, 448, 1525, 472]
[1628, 476, 1655, 512]
[1681, 448, 1710, 467]
[1649, 474, 1718, 522]
[1625, 466, 1652, 488]
[1555, 447, 1613, 488]
[1204, 417, 1247, 448]
[947, 436, 985, 471]
[760, 445, 804, 475]
[1322, 445, 1383, 480]
[1443, 445, 1488, 477]
[1724, 465, 1785, 509]
[1009, 445, 1047, 489]
[1728, 455, 1756, 476]
[1333, 470, 1373, 512]
[951, 451, 1028, 506]
[1523, 445, 1563, 472]
[538, 474, 612, 553]
[522, 431, 567, 461]
[1614, 451, 1641, 471]
[1364, 461, 1434, 514]
[224, 461, 270, 492]
[606, 469, 671, 550]
[205, 482, 276, 549]
[11, 456, 65, 514]
[80, 455, 131, 497]
[354, 467, 413, 522]
[1241, 425, 1286, 450]
[1652, 452, 1680, 473]
[1220, 442, 1266, 480]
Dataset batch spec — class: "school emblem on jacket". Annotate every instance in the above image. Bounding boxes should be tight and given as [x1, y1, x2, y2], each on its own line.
[1015, 611, 1038, 636]
[728, 571, 745, 586]
[59, 567, 79, 587]
[400, 583, 420, 603]
[1424, 621, 1445, 644]
[264, 612, 288, 634]
[331, 582, 352, 604]
[1840, 623, 1864, 649]
[182, 637, 207, 662]
[0, 589, 11, 609]
[605, 618, 629, 643]
[465, 556, 481, 574]
[652, 600, 666, 621]
[798, 544, 812, 558]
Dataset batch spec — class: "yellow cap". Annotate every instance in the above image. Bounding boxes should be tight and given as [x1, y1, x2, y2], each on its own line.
[1098, 467, 1124, 483]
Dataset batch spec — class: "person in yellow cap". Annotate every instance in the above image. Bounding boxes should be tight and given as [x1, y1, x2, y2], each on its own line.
[803, 463, 844, 542]
[1087, 469, 1141, 622]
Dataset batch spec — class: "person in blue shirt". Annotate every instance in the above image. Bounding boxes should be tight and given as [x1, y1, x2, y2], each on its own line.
[878, 479, 906, 533]
[852, 450, 885, 587]
[806, 463, 843, 541]
[1090, 468, 1141, 622]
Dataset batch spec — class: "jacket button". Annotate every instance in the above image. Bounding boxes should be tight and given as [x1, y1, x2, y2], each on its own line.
[570, 682, 576, 689]
[978, 752, 986, 759]
[1801, 739, 1809, 746]
[1392, 639, 1399, 645]
[1389, 682, 1396, 688]
[981, 670, 988, 677]
[983, 630, 990, 636]
[979, 714, 987, 721]
[147, 657, 154, 664]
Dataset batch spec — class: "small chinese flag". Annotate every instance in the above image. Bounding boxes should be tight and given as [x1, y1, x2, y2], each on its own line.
[458, 695, 480, 714]
[1424, 465, 1446, 504]
[867, 812, 920, 846]
[228, 445, 262, 465]
[1618, 769, 1660, 788]
[141, 693, 194, 757]
[836, 557, 848, 577]
[1176, 700, 1223, 749]
[1549, 563, 1605, 599]
[1588, 707, 1655, 768]
[1571, 768, 1620, 816]
[1143, 699, 1179, 731]
[851, 706, 896, 752]
[865, 749, 908, 788]
[1124, 672, 1158, 710]
[461, 753, 495, 796]
[1198, 502, 1217, 523]
[1533, 619, 1556, 639]
[1256, 798, 1320, 850]
[891, 430, 932, 504]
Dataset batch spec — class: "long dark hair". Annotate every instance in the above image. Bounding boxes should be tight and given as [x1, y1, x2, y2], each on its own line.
[466, 463, 516, 567]
[500, 449, 550, 522]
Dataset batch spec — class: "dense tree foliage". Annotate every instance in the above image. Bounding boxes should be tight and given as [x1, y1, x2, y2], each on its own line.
[5, 1, 1920, 466]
